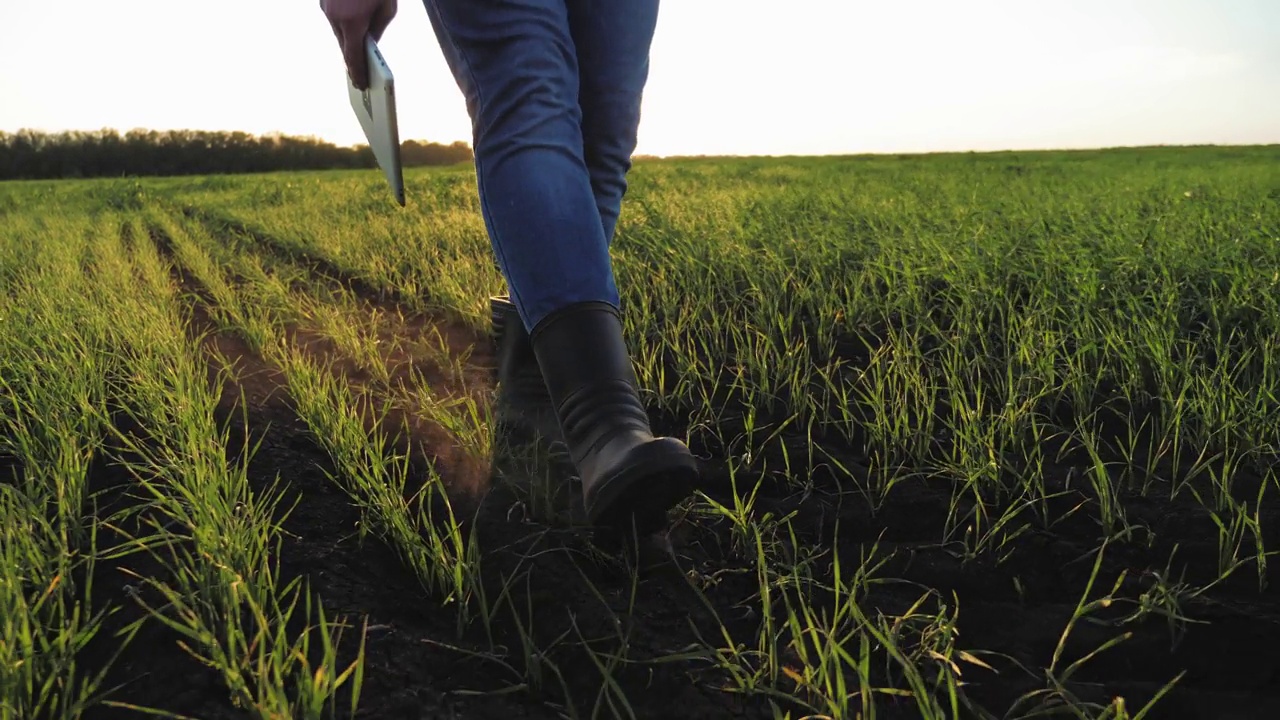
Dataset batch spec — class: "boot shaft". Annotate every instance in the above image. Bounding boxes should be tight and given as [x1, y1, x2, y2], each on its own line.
[529, 302, 650, 465]
[490, 295, 540, 386]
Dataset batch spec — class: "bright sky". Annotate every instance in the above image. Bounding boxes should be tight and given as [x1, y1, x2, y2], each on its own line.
[1, 0, 1277, 156]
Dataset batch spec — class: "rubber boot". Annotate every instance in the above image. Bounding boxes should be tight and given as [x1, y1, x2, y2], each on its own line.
[490, 295, 565, 444]
[529, 301, 699, 535]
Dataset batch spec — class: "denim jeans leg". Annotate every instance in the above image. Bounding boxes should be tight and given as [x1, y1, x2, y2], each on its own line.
[421, 0, 620, 333]
[567, 0, 660, 246]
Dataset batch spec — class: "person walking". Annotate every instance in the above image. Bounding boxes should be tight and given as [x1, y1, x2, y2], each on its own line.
[321, 0, 700, 538]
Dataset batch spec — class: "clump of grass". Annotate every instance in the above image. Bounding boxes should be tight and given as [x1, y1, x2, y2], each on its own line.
[274, 344, 483, 633]
[88, 215, 366, 718]
[0, 213, 123, 718]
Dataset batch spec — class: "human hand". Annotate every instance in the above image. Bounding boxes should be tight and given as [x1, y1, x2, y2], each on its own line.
[320, 0, 398, 90]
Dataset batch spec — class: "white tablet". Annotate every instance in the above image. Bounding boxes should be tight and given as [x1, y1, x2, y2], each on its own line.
[348, 36, 405, 206]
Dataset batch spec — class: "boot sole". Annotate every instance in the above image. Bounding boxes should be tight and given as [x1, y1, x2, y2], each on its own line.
[585, 438, 699, 536]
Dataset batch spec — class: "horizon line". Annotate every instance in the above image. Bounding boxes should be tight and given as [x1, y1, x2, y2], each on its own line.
[3, 126, 1278, 161]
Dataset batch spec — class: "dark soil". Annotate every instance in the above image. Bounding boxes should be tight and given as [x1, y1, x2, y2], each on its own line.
[11, 224, 1278, 719]
[76, 310, 1280, 720]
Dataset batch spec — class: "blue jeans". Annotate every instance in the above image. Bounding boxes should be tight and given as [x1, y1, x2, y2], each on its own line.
[422, 0, 659, 333]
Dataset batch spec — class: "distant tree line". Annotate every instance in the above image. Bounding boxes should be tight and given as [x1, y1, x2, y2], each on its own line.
[0, 129, 474, 180]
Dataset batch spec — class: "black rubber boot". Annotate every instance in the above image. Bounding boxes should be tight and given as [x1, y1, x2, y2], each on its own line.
[490, 295, 564, 444]
[529, 301, 699, 535]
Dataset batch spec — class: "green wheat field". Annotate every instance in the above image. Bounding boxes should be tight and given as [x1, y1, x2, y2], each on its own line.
[1, 146, 1278, 719]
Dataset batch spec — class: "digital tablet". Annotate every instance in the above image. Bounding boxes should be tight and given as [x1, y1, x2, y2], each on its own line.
[347, 36, 405, 206]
